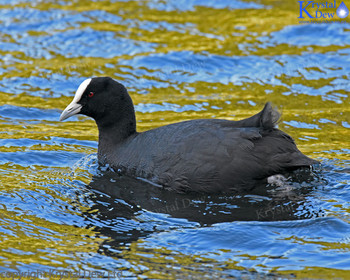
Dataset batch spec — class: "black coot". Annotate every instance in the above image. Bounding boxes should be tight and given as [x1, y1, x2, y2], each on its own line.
[60, 77, 318, 193]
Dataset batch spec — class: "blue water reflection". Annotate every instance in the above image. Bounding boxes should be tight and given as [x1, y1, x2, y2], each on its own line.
[0, 0, 349, 278]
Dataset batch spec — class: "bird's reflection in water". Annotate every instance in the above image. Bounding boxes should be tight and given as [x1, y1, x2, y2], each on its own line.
[77, 167, 324, 251]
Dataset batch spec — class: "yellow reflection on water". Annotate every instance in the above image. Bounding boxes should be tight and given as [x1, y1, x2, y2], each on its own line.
[0, 0, 349, 277]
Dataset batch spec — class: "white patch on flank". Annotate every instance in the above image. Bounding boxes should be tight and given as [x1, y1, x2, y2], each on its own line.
[136, 177, 163, 188]
[267, 174, 287, 187]
[72, 78, 92, 103]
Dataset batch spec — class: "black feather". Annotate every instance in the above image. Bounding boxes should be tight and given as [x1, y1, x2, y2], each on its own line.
[66, 77, 318, 194]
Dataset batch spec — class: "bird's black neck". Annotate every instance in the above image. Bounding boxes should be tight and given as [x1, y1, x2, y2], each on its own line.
[96, 107, 137, 158]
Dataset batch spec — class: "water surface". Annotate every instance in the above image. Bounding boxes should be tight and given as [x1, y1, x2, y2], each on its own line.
[0, 0, 349, 279]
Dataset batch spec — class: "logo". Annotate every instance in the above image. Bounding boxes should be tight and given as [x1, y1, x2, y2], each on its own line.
[337, 1, 350, 17]
[298, 1, 349, 20]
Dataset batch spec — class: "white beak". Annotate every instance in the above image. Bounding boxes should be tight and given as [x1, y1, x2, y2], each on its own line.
[59, 78, 92, 121]
[59, 102, 82, 121]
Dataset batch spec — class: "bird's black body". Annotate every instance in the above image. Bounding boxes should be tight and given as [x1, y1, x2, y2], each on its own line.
[60, 77, 318, 194]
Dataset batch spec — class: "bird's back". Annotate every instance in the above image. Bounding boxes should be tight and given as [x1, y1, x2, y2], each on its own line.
[104, 103, 317, 193]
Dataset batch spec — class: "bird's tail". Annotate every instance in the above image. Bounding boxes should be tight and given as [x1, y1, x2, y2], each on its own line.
[234, 102, 280, 129]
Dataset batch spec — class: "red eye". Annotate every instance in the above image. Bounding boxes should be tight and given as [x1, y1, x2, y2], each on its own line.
[88, 92, 94, 98]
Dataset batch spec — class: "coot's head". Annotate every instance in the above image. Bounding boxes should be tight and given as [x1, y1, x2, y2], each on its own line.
[60, 77, 135, 128]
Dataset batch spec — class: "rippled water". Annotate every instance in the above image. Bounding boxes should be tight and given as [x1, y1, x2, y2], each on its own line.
[0, 0, 349, 279]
